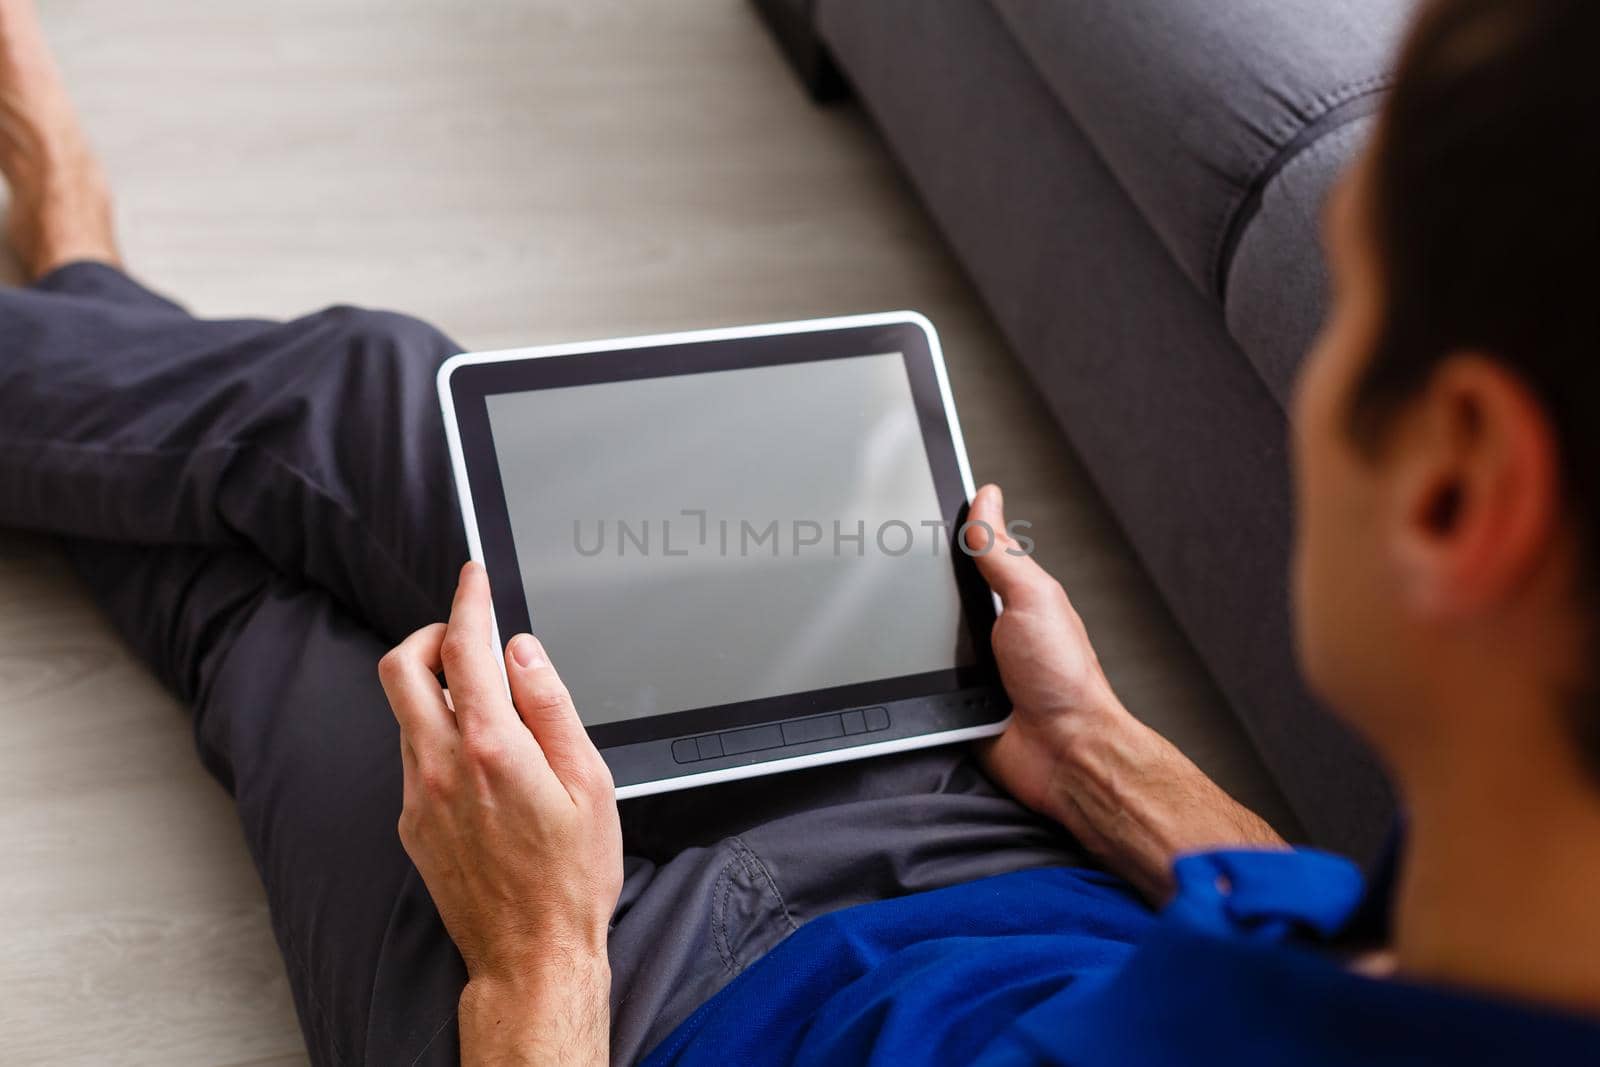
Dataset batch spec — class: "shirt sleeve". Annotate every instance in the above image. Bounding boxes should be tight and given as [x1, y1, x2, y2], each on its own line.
[1162, 848, 1367, 944]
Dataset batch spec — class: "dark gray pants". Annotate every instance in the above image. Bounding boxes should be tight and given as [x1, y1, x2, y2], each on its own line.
[0, 263, 1084, 1065]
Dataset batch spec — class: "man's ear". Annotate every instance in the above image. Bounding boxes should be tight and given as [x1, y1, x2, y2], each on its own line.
[1389, 354, 1560, 619]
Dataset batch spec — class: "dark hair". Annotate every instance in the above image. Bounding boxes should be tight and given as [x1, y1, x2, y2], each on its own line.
[1354, 0, 1600, 774]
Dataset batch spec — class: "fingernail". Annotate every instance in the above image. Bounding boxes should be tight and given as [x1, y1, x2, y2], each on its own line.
[510, 634, 547, 669]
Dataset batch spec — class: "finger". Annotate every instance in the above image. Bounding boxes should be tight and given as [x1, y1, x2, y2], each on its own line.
[965, 484, 1059, 612]
[378, 622, 456, 753]
[439, 561, 518, 734]
[505, 633, 606, 788]
[399, 735, 420, 806]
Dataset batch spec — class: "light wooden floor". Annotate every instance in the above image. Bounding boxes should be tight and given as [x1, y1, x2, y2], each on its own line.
[0, 1, 1294, 1062]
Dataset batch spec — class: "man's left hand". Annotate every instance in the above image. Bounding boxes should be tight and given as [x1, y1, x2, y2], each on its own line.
[379, 562, 621, 1064]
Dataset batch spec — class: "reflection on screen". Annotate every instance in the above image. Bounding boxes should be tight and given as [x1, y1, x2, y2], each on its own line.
[485, 352, 971, 725]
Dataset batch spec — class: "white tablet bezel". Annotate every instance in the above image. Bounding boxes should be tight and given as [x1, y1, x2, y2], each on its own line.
[438, 311, 1008, 799]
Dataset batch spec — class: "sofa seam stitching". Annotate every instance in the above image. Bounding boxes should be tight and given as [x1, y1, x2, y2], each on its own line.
[1209, 71, 1393, 301]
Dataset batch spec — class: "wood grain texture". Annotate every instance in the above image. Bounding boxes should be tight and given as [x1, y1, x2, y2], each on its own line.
[2, 1, 1295, 1062]
[0, 533, 305, 1065]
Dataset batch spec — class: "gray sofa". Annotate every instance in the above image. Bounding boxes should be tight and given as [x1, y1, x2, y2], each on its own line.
[755, 0, 1418, 861]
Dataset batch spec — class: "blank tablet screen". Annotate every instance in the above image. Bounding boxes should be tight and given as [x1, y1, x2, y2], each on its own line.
[484, 352, 974, 725]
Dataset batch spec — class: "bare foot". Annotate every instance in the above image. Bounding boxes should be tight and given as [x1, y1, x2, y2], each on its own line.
[0, 0, 118, 279]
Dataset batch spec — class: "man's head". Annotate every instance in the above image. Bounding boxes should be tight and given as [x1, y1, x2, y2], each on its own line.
[1291, 0, 1600, 788]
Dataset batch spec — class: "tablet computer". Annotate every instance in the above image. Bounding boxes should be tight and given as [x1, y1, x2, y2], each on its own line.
[437, 311, 1009, 798]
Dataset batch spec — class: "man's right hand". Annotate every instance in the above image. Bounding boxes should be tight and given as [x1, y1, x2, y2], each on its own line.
[965, 485, 1284, 902]
[961, 484, 1126, 822]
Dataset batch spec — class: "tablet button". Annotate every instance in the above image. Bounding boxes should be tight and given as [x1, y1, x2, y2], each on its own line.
[671, 738, 700, 764]
[696, 734, 724, 760]
[782, 714, 844, 745]
[841, 709, 867, 735]
[864, 706, 890, 732]
[720, 724, 784, 756]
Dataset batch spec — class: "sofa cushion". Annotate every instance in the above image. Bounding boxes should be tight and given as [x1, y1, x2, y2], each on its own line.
[987, 0, 1410, 308]
[808, 0, 1397, 856]
[1225, 118, 1376, 407]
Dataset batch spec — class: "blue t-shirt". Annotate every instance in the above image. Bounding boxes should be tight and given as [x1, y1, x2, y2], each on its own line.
[641, 849, 1600, 1065]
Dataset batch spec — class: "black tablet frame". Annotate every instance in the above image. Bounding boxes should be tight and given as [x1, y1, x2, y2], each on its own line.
[442, 318, 1003, 752]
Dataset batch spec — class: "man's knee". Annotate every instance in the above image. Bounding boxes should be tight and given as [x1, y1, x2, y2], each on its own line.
[310, 305, 462, 375]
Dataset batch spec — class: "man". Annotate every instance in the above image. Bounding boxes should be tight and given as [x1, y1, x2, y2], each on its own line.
[4, 0, 1599, 1062]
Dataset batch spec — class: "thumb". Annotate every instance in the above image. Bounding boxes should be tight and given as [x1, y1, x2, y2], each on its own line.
[965, 484, 1056, 611]
[505, 634, 599, 779]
